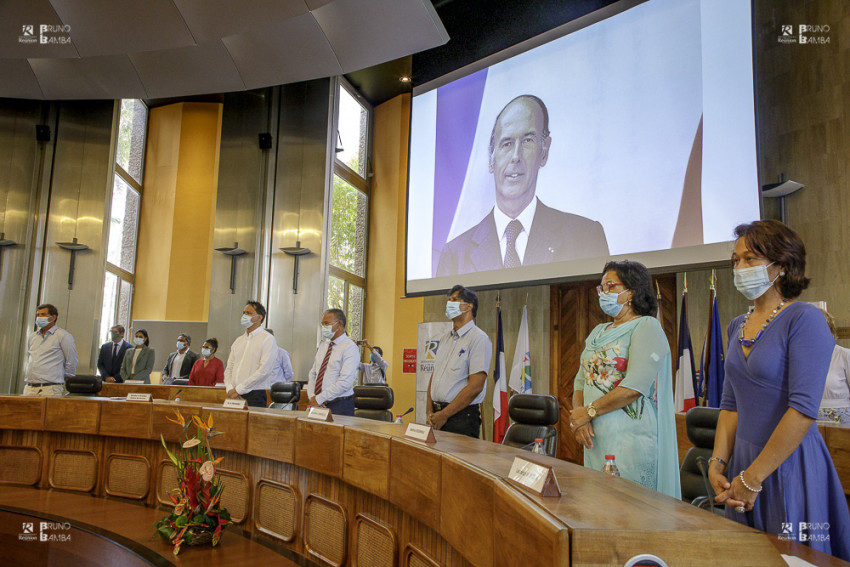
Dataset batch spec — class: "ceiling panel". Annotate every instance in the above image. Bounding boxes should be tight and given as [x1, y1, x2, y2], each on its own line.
[173, 0, 308, 43]
[0, 59, 44, 99]
[314, 0, 448, 73]
[30, 55, 148, 100]
[131, 41, 246, 99]
[49, 0, 195, 57]
[223, 13, 342, 90]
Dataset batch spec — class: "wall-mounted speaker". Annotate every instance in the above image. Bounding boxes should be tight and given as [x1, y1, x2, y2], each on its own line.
[35, 125, 51, 142]
[258, 133, 272, 150]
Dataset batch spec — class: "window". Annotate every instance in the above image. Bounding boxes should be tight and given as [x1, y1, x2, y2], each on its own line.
[99, 99, 147, 345]
[327, 81, 370, 340]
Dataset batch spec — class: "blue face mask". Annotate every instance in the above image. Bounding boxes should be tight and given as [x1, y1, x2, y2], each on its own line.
[733, 262, 782, 300]
[598, 290, 627, 317]
[445, 301, 464, 320]
[370, 352, 378, 363]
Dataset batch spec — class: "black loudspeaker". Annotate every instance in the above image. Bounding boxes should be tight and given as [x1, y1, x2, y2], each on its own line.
[258, 133, 272, 149]
[35, 125, 51, 142]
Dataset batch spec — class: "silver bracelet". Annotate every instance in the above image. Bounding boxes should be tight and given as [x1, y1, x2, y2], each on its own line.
[739, 470, 762, 493]
[708, 456, 727, 469]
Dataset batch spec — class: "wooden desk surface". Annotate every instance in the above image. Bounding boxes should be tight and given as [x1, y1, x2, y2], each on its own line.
[0, 396, 846, 566]
[0, 486, 299, 566]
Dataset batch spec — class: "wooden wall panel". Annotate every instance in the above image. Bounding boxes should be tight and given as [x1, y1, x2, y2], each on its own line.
[440, 457, 493, 567]
[99, 401, 152, 439]
[389, 439, 441, 531]
[44, 398, 100, 434]
[344, 428, 391, 500]
[0, 396, 45, 430]
[295, 420, 344, 478]
[150, 403, 202, 443]
[247, 412, 296, 463]
[201, 407, 248, 453]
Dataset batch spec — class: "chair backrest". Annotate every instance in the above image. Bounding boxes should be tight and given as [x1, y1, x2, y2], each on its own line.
[680, 407, 722, 504]
[270, 381, 302, 404]
[171, 378, 189, 386]
[685, 406, 721, 449]
[65, 375, 102, 395]
[501, 394, 559, 456]
[354, 385, 394, 422]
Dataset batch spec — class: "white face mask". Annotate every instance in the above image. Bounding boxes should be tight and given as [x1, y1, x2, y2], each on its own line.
[240, 314, 254, 328]
[733, 262, 783, 300]
[35, 316, 50, 328]
[134, 337, 145, 346]
[176, 341, 186, 351]
[445, 301, 463, 320]
[321, 324, 335, 339]
[201, 347, 212, 357]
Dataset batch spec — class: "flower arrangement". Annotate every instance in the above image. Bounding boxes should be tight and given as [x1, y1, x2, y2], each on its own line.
[582, 344, 644, 420]
[154, 410, 231, 555]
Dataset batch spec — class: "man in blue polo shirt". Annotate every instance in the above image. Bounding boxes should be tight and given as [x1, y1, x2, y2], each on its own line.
[426, 285, 492, 438]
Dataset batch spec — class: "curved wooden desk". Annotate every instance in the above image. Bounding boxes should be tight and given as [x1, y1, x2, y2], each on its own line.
[0, 396, 838, 566]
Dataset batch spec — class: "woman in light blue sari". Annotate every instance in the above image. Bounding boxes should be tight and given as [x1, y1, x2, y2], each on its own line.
[570, 260, 681, 499]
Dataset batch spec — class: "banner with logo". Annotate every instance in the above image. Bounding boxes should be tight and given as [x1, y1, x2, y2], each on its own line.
[416, 322, 452, 424]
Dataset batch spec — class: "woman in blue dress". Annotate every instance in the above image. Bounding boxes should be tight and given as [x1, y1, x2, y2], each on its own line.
[709, 220, 850, 560]
[570, 260, 681, 499]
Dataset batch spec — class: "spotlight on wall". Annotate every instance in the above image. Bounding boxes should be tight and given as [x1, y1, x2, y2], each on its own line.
[214, 242, 247, 294]
[280, 241, 311, 294]
[762, 173, 804, 225]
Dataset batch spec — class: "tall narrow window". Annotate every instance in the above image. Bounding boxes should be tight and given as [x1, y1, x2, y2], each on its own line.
[99, 99, 147, 345]
[328, 82, 370, 340]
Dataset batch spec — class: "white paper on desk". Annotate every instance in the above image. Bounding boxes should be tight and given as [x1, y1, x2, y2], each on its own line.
[214, 383, 226, 387]
[782, 554, 818, 567]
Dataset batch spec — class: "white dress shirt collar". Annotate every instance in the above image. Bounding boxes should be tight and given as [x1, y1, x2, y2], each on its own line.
[493, 197, 537, 264]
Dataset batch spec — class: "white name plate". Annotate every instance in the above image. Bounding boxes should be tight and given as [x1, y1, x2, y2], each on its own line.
[223, 398, 248, 410]
[404, 423, 436, 443]
[124, 380, 144, 385]
[507, 456, 562, 497]
[306, 407, 333, 422]
[125, 393, 152, 402]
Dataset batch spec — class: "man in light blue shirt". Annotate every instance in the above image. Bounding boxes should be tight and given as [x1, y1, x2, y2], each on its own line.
[427, 285, 492, 438]
[24, 303, 78, 397]
[307, 309, 359, 416]
[266, 329, 294, 383]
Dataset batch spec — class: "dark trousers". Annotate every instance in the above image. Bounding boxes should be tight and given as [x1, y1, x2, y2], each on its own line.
[243, 390, 268, 408]
[433, 402, 480, 438]
[325, 394, 355, 416]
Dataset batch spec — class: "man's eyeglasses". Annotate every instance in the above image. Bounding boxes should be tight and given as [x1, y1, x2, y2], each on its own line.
[596, 282, 625, 295]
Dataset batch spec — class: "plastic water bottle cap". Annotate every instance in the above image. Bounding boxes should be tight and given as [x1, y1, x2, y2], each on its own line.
[534, 438, 543, 443]
[605, 454, 615, 459]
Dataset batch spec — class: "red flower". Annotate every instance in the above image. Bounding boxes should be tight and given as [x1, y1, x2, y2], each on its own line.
[613, 357, 628, 372]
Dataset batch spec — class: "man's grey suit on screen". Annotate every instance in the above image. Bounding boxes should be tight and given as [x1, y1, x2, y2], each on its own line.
[436, 200, 609, 276]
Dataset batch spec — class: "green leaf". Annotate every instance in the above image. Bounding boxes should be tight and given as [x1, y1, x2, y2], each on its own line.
[175, 515, 188, 527]
[160, 434, 180, 469]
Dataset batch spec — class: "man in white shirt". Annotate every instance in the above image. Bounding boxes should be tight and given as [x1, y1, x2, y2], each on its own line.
[358, 340, 388, 385]
[266, 329, 294, 384]
[223, 301, 278, 407]
[307, 309, 359, 416]
[23, 303, 78, 397]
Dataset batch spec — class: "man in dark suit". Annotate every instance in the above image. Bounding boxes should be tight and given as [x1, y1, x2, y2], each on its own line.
[162, 333, 200, 385]
[436, 95, 609, 277]
[96, 325, 131, 383]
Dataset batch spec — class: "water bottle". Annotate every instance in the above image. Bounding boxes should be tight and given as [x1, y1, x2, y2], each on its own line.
[602, 454, 620, 477]
[394, 415, 403, 424]
[531, 438, 545, 455]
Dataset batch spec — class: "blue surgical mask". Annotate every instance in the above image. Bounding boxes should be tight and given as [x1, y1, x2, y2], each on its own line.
[201, 347, 212, 357]
[176, 341, 186, 351]
[134, 337, 145, 346]
[733, 262, 782, 300]
[445, 301, 463, 320]
[240, 314, 253, 328]
[370, 353, 378, 363]
[598, 290, 627, 317]
[35, 317, 50, 328]
[321, 324, 335, 339]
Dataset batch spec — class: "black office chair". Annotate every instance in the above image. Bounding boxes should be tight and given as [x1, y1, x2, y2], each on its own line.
[501, 394, 559, 457]
[679, 406, 723, 513]
[353, 385, 394, 421]
[269, 381, 302, 410]
[65, 375, 102, 396]
[171, 378, 189, 386]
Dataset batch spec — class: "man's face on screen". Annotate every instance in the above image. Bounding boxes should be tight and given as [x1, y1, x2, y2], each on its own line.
[489, 99, 550, 214]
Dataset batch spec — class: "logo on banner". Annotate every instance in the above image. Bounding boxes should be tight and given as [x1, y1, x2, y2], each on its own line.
[425, 340, 440, 359]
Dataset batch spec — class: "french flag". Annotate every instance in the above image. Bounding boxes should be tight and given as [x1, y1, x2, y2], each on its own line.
[493, 307, 508, 443]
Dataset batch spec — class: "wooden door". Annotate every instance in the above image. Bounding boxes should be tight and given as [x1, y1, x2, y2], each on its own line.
[550, 274, 677, 462]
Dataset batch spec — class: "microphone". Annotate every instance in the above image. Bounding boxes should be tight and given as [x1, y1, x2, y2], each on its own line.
[168, 389, 183, 401]
[400, 407, 414, 417]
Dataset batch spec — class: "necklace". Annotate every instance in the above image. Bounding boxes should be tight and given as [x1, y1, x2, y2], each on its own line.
[738, 300, 786, 347]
